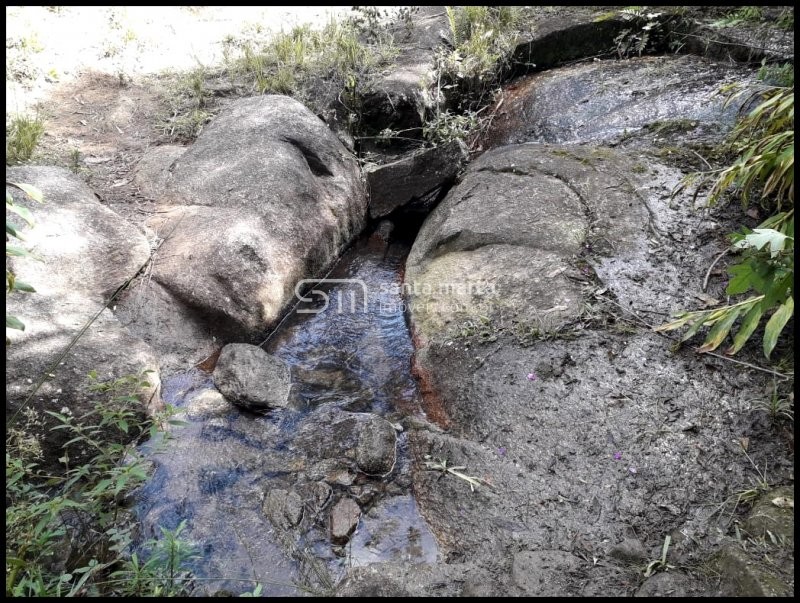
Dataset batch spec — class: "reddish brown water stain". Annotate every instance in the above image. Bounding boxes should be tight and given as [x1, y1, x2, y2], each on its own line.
[194, 347, 222, 373]
[410, 329, 451, 431]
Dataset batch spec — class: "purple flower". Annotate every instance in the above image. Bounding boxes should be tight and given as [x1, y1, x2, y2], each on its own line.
[613, 451, 623, 461]
[527, 373, 537, 381]
[498, 447, 507, 457]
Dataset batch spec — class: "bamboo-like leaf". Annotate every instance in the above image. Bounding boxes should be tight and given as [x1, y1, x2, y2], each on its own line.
[12, 281, 36, 293]
[6, 245, 33, 257]
[6, 203, 35, 227]
[763, 296, 794, 358]
[697, 307, 743, 352]
[725, 303, 764, 355]
[6, 315, 25, 330]
[8, 181, 43, 202]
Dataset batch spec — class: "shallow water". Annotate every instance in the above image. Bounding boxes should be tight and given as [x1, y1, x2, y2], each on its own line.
[134, 227, 438, 596]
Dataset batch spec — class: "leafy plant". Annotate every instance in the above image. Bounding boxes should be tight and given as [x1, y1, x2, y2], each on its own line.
[643, 535, 674, 577]
[6, 181, 43, 341]
[695, 87, 794, 211]
[656, 211, 793, 358]
[6, 370, 189, 596]
[712, 6, 764, 28]
[758, 61, 794, 88]
[438, 6, 520, 111]
[614, 9, 665, 58]
[6, 113, 45, 163]
[659, 85, 794, 358]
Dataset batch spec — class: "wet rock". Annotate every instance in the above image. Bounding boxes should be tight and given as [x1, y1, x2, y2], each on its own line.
[634, 571, 693, 597]
[349, 484, 379, 506]
[185, 389, 233, 420]
[336, 562, 485, 597]
[5, 167, 160, 471]
[133, 144, 186, 200]
[743, 486, 794, 544]
[212, 344, 291, 411]
[297, 481, 332, 516]
[366, 140, 468, 219]
[292, 365, 373, 410]
[262, 488, 304, 530]
[126, 95, 366, 361]
[511, 550, 582, 596]
[306, 459, 349, 482]
[330, 497, 361, 545]
[711, 544, 792, 597]
[356, 415, 397, 475]
[483, 55, 757, 150]
[609, 538, 648, 564]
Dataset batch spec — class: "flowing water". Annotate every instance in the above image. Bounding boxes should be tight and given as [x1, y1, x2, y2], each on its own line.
[134, 224, 437, 596]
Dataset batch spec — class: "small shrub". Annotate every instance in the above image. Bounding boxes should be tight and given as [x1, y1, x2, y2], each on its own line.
[438, 6, 521, 111]
[6, 113, 45, 164]
[659, 85, 794, 358]
[5, 370, 190, 596]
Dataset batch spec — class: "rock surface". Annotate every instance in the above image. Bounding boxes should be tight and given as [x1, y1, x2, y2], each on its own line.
[185, 389, 233, 420]
[359, 6, 450, 135]
[212, 344, 291, 411]
[402, 141, 792, 593]
[6, 166, 160, 470]
[329, 497, 361, 544]
[366, 140, 468, 219]
[118, 95, 367, 368]
[511, 550, 582, 596]
[262, 488, 304, 530]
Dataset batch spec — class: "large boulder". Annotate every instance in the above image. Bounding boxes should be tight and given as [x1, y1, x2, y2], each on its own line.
[401, 144, 791, 589]
[6, 167, 160, 470]
[117, 95, 367, 368]
[405, 144, 657, 345]
[483, 55, 757, 150]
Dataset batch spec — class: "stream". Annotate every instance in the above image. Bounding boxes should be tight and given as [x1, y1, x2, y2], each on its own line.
[134, 223, 438, 596]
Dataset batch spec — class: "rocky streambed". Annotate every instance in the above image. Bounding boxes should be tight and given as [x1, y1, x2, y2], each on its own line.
[6, 5, 794, 598]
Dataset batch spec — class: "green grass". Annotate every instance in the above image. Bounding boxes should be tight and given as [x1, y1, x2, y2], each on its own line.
[6, 113, 45, 164]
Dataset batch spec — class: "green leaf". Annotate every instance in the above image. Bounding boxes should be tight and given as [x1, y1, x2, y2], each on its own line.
[763, 296, 793, 358]
[726, 262, 758, 295]
[6, 315, 25, 330]
[6, 223, 22, 239]
[697, 306, 742, 352]
[6, 245, 33, 257]
[725, 303, 764, 355]
[734, 228, 789, 257]
[6, 203, 35, 227]
[8, 181, 44, 202]
[12, 280, 36, 293]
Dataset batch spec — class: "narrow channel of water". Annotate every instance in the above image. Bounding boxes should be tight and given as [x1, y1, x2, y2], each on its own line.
[134, 223, 437, 596]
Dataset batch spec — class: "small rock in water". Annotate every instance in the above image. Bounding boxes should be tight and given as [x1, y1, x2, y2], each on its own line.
[213, 343, 291, 411]
[185, 389, 233, 420]
[330, 497, 361, 544]
[262, 488, 304, 530]
[356, 415, 397, 475]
